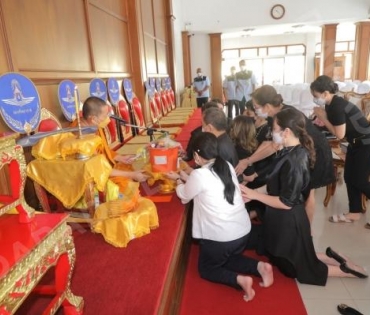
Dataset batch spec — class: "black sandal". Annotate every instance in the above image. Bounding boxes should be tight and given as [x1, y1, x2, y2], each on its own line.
[326, 247, 346, 264]
[340, 263, 368, 279]
[337, 304, 364, 315]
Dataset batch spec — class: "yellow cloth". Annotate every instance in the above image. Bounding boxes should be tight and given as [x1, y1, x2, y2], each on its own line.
[89, 126, 159, 248]
[31, 132, 75, 160]
[27, 155, 112, 208]
[59, 134, 102, 159]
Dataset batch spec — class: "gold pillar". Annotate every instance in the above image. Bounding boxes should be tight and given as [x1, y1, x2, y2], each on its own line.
[182, 31, 192, 86]
[320, 24, 337, 77]
[353, 22, 370, 81]
[209, 33, 222, 101]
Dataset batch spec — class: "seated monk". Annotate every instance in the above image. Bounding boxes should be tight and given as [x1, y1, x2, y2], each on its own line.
[74, 96, 158, 247]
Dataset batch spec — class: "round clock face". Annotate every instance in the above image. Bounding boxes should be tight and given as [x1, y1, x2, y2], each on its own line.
[271, 4, 285, 20]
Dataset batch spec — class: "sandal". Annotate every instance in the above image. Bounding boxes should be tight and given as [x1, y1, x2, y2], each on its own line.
[365, 223, 370, 229]
[337, 304, 364, 315]
[328, 214, 353, 223]
[340, 262, 368, 279]
[326, 247, 346, 264]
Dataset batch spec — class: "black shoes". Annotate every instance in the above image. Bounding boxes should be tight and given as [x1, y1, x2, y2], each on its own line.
[326, 247, 368, 278]
[337, 304, 364, 315]
[326, 247, 346, 264]
[339, 263, 368, 279]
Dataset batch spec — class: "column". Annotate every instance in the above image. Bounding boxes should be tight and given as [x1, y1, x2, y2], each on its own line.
[353, 22, 370, 81]
[209, 33, 222, 101]
[320, 24, 337, 78]
[182, 31, 192, 86]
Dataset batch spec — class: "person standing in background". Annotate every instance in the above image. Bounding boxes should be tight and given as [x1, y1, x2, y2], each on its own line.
[223, 66, 238, 118]
[236, 60, 257, 114]
[193, 67, 210, 108]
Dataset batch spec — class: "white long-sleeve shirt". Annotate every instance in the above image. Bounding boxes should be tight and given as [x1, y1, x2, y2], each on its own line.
[176, 162, 251, 242]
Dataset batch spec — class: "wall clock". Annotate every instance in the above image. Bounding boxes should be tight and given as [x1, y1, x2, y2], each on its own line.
[271, 4, 285, 20]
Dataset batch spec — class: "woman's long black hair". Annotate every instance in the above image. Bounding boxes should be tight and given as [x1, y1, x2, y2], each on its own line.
[192, 132, 236, 205]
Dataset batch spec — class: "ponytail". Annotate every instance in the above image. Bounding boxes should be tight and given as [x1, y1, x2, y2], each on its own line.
[299, 130, 316, 168]
[211, 156, 235, 205]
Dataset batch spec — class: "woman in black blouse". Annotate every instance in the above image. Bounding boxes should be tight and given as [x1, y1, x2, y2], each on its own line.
[311, 75, 370, 226]
[240, 108, 368, 285]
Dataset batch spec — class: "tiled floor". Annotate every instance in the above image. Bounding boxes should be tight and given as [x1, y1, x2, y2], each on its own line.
[298, 182, 370, 315]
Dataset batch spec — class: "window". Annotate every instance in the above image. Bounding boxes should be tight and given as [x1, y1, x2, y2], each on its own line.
[221, 44, 306, 85]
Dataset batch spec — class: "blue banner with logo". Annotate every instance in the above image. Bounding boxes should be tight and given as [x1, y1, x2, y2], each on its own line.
[145, 80, 155, 99]
[122, 78, 133, 102]
[89, 78, 107, 101]
[58, 79, 78, 122]
[0, 73, 40, 134]
[155, 78, 162, 92]
[107, 78, 120, 105]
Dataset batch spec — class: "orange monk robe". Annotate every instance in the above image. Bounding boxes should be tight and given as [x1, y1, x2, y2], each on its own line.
[71, 122, 159, 247]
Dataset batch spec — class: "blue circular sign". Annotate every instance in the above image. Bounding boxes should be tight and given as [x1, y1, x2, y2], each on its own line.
[58, 79, 78, 122]
[0, 73, 41, 134]
[123, 79, 133, 102]
[155, 78, 162, 92]
[145, 80, 155, 98]
[107, 78, 120, 105]
[89, 78, 107, 101]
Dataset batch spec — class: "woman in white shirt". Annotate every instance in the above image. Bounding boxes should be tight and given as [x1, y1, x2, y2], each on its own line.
[167, 132, 273, 302]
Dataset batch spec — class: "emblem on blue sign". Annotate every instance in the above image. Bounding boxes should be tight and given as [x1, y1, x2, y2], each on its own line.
[107, 78, 120, 105]
[155, 78, 161, 92]
[58, 80, 78, 122]
[123, 79, 133, 102]
[0, 73, 40, 134]
[145, 80, 155, 99]
[89, 78, 107, 101]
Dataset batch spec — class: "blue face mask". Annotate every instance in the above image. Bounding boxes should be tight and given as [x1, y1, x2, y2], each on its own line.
[313, 97, 326, 107]
[255, 108, 268, 118]
[272, 131, 283, 144]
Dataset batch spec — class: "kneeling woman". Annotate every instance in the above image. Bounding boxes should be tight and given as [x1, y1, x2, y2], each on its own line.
[240, 108, 368, 285]
[167, 132, 273, 302]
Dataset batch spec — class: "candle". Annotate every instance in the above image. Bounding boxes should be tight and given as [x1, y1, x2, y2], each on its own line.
[74, 86, 82, 137]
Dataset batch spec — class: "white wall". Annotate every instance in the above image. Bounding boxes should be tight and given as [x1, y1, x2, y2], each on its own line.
[181, 0, 369, 33]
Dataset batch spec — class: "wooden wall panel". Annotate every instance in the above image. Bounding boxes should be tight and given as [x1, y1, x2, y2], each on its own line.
[89, 5, 131, 73]
[157, 42, 168, 74]
[153, 0, 166, 42]
[1, 0, 91, 72]
[90, 0, 127, 16]
[141, 0, 155, 35]
[144, 35, 158, 74]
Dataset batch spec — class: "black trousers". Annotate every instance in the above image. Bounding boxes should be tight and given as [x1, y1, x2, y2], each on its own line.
[198, 234, 260, 289]
[196, 97, 208, 108]
[238, 97, 247, 114]
[226, 99, 239, 118]
[344, 144, 370, 212]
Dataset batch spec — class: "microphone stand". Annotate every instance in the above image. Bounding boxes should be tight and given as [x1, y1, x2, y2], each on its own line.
[112, 117, 168, 142]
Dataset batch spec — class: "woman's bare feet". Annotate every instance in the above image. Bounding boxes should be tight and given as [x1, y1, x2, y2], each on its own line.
[257, 262, 274, 287]
[344, 213, 361, 221]
[236, 275, 255, 302]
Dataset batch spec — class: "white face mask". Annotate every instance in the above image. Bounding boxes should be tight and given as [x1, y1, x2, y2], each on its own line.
[272, 131, 283, 144]
[240, 66, 246, 71]
[197, 73, 202, 77]
[313, 97, 326, 107]
[255, 108, 268, 118]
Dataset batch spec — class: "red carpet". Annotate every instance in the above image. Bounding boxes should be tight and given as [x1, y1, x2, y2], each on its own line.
[179, 244, 308, 315]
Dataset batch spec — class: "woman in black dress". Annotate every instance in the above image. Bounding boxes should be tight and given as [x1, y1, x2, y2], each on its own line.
[235, 85, 335, 226]
[311, 75, 370, 226]
[239, 108, 368, 285]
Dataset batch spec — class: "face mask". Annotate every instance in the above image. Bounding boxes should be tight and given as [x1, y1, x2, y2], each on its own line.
[197, 73, 202, 77]
[240, 66, 246, 71]
[272, 131, 283, 144]
[98, 116, 110, 128]
[313, 97, 326, 107]
[255, 108, 268, 118]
